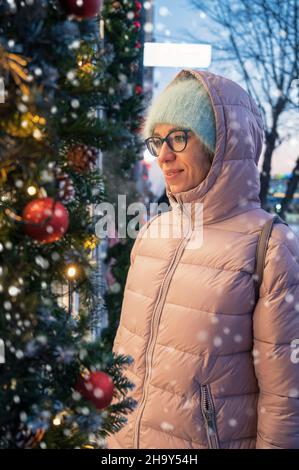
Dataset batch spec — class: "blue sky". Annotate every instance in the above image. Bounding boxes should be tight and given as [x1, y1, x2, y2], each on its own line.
[152, 0, 215, 94]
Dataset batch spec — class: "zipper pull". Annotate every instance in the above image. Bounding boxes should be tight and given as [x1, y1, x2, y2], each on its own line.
[201, 385, 216, 432]
[201, 384, 220, 448]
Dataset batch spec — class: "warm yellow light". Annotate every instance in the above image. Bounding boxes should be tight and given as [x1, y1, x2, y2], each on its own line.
[66, 265, 77, 279]
[84, 235, 98, 251]
[80, 62, 94, 74]
[27, 186, 37, 196]
[33, 129, 42, 140]
[32, 114, 46, 125]
[53, 417, 61, 426]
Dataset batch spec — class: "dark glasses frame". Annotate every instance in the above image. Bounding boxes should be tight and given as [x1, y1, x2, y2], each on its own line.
[145, 128, 192, 157]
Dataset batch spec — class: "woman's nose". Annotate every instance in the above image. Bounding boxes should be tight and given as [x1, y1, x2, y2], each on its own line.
[158, 141, 176, 163]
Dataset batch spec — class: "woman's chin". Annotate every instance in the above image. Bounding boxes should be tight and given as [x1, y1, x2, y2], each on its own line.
[169, 183, 181, 194]
[169, 183, 189, 193]
[169, 177, 206, 194]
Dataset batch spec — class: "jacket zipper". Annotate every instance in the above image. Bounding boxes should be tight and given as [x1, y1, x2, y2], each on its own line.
[132, 199, 192, 448]
[200, 384, 220, 449]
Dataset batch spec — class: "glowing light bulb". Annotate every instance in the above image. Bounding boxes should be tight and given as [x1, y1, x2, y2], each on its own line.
[66, 265, 77, 279]
[27, 186, 37, 196]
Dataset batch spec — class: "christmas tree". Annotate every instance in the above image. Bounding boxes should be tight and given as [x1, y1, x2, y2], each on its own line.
[0, 0, 145, 449]
[100, 0, 147, 351]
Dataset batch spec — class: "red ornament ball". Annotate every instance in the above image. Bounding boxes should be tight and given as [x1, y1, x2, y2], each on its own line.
[133, 20, 141, 30]
[135, 85, 143, 95]
[23, 197, 69, 244]
[135, 1, 142, 11]
[59, 0, 102, 18]
[75, 371, 114, 410]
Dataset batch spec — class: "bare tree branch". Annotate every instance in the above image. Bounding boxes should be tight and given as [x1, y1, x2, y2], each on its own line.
[186, 0, 298, 208]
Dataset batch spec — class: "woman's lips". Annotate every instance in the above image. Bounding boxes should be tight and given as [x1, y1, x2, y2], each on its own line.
[164, 170, 184, 181]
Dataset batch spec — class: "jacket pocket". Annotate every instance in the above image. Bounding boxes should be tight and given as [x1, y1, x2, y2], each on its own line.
[200, 384, 220, 449]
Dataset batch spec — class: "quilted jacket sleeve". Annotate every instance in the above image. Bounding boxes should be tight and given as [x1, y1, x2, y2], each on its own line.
[253, 223, 299, 449]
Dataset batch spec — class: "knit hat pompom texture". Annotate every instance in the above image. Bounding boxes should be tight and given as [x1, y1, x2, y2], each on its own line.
[143, 75, 216, 154]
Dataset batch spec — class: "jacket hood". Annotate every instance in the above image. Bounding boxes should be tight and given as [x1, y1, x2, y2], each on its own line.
[164, 69, 264, 225]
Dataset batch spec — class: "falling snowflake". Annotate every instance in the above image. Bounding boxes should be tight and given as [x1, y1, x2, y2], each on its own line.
[19, 412, 28, 422]
[159, 6, 171, 17]
[15, 350, 24, 359]
[35, 256, 49, 269]
[156, 23, 165, 32]
[289, 388, 299, 398]
[197, 330, 208, 342]
[71, 99, 80, 109]
[144, 22, 154, 33]
[66, 70, 76, 81]
[287, 231, 295, 240]
[228, 418, 237, 427]
[182, 399, 192, 410]
[8, 286, 21, 296]
[211, 316, 219, 324]
[285, 293, 294, 303]
[54, 346, 75, 364]
[234, 334, 243, 343]
[160, 421, 174, 432]
[230, 120, 241, 131]
[213, 336, 222, 347]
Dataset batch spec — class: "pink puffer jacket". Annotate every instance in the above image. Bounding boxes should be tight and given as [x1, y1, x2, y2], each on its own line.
[106, 69, 299, 449]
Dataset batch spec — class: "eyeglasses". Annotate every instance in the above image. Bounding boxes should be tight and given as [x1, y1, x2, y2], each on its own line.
[145, 128, 192, 157]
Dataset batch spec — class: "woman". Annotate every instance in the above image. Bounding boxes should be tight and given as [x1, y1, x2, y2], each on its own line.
[106, 69, 299, 449]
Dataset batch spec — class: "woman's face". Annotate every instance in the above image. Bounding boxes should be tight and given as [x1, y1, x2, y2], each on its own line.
[154, 124, 213, 193]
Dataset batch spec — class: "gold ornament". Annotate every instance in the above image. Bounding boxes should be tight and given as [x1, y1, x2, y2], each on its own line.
[0, 45, 31, 96]
[0, 168, 8, 184]
[84, 235, 99, 251]
[5, 112, 46, 139]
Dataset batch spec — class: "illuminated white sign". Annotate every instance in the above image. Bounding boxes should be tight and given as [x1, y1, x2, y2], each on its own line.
[0, 339, 5, 364]
[0, 77, 5, 103]
[144, 42, 212, 68]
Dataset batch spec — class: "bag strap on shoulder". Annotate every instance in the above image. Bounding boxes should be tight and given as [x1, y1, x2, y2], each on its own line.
[253, 214, 288, 304]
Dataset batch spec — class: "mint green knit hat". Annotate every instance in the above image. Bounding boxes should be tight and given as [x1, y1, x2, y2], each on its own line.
[142, 74, 216, 154]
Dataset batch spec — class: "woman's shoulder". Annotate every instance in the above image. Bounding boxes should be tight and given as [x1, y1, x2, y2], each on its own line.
[269, 219, 299, 260]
